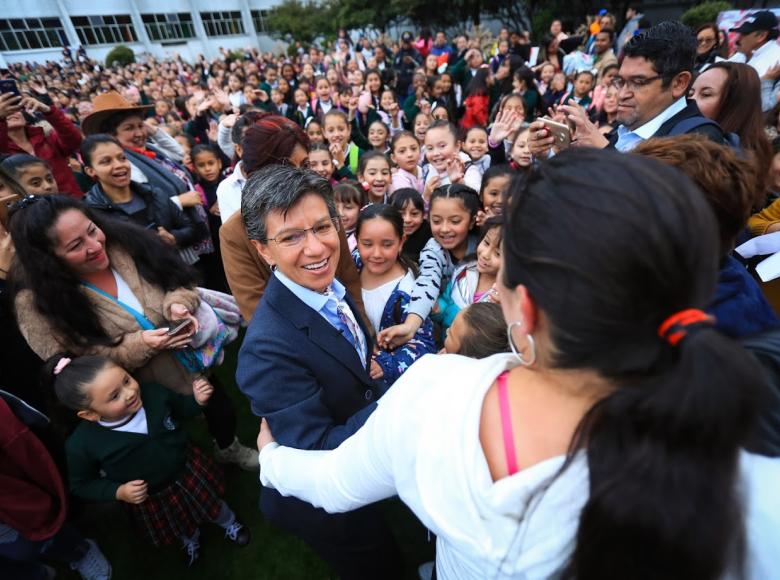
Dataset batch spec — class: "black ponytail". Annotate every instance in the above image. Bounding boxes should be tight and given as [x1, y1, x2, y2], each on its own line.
[502, 149, 764, 579]
[42, 353, 114, 412]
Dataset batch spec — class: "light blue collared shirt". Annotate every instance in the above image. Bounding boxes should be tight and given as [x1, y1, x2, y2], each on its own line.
[274, 270, 367, 364]
[614, 96, 688, 152]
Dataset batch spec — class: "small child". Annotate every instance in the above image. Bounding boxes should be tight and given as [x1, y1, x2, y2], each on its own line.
[333, 181, 367, 252]
[1, 154, 56, 195]
[48, 354, 250, 566]
[462, 126, 491, 174]
[377, 89, 404, 134]
[357, 151, 391, 205]
[305, 118, 325, 146]
[191, 144, 229, 292]
[389, 188, 432, 264]
[442, 302, 509, 358]
[560, 70, 594, 109]
[312, 76, 335, 118]
[433, 217, 501, 333]
[292, 88, 315, 127]
[508, 127, 533, 172]
[413, 112, 432, 145]
[478, 165, 513, 223]
[309, 142, 338, 183]
[367, 120, 391, 153]
[356, 204, 436, 387]
[423, 120, 483, 202]
[389, 131, 423, 195]
[175, 134, 196, 173]
[324, 109, 364, 176]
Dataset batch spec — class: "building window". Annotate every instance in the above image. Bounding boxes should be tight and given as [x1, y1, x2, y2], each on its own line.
[141, 13, 195, 42]
[71, 15, 137, 46]
[200, 12, 244, 37]
[251, 10, 269, 34]
[0, 17, 67, 51]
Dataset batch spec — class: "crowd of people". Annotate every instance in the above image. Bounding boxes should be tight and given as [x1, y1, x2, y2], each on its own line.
[2, 6, 780, 580]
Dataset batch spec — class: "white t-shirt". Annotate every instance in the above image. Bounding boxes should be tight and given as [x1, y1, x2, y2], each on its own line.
[260, 353, 780, 579]
[361, 271, 415, 334]
[113, 269, 144, 313]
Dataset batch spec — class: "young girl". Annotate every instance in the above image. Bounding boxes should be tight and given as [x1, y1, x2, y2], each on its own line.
[364, 69, 384, 109]
[367, 120, 390, 153]
[512, 66, 542, 123]
[413, 111, 432, 145]
[390, 187, 432, 264]
[291, 88, 315, 127]
[1, 154, 57, 195]
[537, 62, 556, 96]
[442, 302, 509, 357]
[378, 89, 404, 134]
[305, 118, 324, 146]
[191, 144, 229, 292]
[423, 120, 483, 201]
[560, 70, 594, 109]
[432, 218, 501, 333]
[312, 76, 335, 118]
[543, 72, 568, 112]
[389, 131, 423, 194]
[333, 181, 367, 252]
[309, 142, 336, 183]
[324, 109, 364, 176]
[508, 127, 533, 172]
[462, 126, 491, 174]
[356, 204, 436, 387]
[49, 354, 250, 566]
[478, 164, 512, 222]
[377, 184, 480, 350]
[357, 151, 391, 205]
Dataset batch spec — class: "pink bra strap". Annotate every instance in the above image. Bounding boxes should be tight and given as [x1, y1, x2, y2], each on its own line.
[497, 371, 519, 476]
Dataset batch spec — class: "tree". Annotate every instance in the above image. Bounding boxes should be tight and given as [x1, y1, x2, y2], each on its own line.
[681, 1, 732, 29]
[264, 0, 334, 45]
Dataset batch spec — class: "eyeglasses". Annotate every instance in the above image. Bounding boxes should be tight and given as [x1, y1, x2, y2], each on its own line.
[262, 216, 340, 247]
[610, 75, 663, 92]
[697, 36, 717, 46]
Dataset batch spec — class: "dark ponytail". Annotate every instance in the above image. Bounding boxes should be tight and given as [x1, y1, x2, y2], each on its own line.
[42, 353, 114, 412]
[502, 148, 763, 579]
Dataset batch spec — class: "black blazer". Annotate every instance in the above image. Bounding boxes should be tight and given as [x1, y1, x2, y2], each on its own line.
[236, 275, 381, 451]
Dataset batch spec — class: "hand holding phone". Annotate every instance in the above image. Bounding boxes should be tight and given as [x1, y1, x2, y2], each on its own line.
[540, 118, 571, 149]
[166, 319, 192, 336]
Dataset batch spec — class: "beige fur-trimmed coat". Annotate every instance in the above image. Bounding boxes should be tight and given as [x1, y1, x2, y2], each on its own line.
[14, 246, 200, 394]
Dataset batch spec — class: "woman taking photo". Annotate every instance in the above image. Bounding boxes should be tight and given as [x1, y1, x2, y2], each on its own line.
[8, 195, 257, 470]
[257, 149, 778, 578]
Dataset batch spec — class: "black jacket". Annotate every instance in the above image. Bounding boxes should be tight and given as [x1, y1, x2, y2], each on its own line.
[607, 100, 728, 147]
[85, 181, 204, 248]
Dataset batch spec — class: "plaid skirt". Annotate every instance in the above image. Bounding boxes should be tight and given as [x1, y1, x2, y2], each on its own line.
[128, 444, 225, 546]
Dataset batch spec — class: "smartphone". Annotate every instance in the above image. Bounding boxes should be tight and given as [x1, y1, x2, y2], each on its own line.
[0, 79, 20, 97]
[541, 118, 571, 148]
[166, 319, 192, 336]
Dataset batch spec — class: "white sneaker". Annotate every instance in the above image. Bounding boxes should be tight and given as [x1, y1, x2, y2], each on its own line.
[214, 437, 259, 471]
[71, 539, 111, 580]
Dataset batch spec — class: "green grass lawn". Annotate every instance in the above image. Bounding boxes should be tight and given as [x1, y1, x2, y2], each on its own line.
[61, 337, 434, 579]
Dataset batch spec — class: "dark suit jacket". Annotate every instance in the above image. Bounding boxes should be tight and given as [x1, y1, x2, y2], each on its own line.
[607, 99, 727, 147]
[237, 275, 381, 451]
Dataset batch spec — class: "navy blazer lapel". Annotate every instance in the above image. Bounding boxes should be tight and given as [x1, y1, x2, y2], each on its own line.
[265, 276, 373, 383]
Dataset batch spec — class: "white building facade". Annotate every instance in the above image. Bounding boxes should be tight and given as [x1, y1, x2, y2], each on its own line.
[0, 0, 284, 66]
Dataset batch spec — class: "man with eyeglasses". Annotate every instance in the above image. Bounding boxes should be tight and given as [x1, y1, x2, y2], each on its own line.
[236, 165, 402, 580]
[528, 21, 727, 155]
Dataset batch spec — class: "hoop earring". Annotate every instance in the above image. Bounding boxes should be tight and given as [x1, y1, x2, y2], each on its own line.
[507, 321, 536, 367]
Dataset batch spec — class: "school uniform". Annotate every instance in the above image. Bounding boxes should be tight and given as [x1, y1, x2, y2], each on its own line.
[66, 383, 224, 546]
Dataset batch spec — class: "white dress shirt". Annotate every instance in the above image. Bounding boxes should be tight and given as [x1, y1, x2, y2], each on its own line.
[216, 161, 246, 223]
[614, 96, 688, 152]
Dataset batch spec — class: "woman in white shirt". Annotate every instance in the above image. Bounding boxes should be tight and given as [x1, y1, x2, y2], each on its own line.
[258, 149, 780, 579]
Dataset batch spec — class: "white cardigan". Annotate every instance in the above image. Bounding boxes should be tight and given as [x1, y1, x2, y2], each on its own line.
[260, 353, 780, 579]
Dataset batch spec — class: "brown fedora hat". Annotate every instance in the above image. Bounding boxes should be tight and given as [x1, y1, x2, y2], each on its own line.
[81, 91, 153, 136]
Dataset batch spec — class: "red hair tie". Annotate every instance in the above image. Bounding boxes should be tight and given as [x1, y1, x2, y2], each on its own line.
[658, 309, 714, 346]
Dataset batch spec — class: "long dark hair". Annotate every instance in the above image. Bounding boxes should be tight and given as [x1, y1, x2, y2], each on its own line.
[502, 149, 762, 578]
[8, 195, 198, 348]
[355, 203, 418, 277]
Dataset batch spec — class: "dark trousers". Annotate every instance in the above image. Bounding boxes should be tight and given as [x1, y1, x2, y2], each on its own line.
[262, 489, 403, 580]
[0, 523, 88, 580]
[203, 374, 237, 449]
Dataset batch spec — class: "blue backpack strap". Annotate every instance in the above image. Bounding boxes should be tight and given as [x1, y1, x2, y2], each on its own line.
[81, 282, 156, 331]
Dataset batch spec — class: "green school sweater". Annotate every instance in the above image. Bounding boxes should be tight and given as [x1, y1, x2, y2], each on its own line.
[66, 383, 202, 502]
